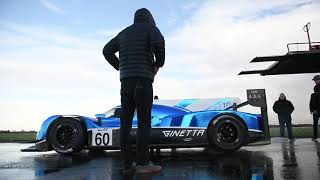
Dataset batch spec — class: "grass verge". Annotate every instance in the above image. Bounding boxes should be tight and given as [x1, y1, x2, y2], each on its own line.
[0, 132, 36, 143]
[270, 126, 318, 139]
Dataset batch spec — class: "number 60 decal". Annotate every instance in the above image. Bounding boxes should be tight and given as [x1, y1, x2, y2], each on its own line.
[95, 133, 110, 146]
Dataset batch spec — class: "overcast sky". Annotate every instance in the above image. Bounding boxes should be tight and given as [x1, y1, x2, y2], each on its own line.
[1, 0, 320, 131]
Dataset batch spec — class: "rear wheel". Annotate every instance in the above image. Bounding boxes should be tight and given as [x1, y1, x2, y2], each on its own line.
[207, 115, 247, 152]
[48, 118, 87, 155]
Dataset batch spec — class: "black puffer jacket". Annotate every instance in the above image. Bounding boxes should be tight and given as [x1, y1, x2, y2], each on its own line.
[103, 8, 165, 82]
[310, 84, 320, 113]
[273, 98, 295, 119]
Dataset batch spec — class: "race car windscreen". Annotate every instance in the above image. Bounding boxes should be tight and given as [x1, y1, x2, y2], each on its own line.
[104, 107, 121, 118]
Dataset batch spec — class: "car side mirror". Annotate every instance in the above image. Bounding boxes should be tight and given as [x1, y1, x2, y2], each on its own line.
[95, 114, 105, 118]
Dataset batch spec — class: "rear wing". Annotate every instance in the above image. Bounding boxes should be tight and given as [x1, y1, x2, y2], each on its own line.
[225, 89, 270, 141]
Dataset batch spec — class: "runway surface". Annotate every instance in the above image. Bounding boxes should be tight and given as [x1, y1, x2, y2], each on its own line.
[0, 138, 320, 179]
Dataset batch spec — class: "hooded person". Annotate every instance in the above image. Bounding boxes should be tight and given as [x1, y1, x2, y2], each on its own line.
[310, 75, 320, 141]
[273, 93, 295, 140]
[102, 8, 165, 174]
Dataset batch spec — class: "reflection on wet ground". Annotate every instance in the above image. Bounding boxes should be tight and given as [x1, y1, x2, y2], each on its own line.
[0, 138, 320, 179]
[280, 142, 300, 179]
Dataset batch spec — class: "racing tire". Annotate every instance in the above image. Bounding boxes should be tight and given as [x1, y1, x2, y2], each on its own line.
[207, 115, 247, 152]
[48, 118, 87, 155]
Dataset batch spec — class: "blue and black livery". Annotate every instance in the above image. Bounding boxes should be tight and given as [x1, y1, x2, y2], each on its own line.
[23, 89, 270, 154]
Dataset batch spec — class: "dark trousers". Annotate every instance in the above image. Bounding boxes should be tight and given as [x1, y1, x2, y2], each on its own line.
[279, 117, 294, 140]
[120, 78, 153, 169]
[313, 114, 319, 139]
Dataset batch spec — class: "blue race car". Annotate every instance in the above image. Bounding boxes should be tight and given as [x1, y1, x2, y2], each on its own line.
[23, 89, 270, 154]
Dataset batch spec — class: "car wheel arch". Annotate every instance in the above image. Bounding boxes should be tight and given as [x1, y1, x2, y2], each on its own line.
[206, 113, 248, 132]
[46, 116, 88, 151]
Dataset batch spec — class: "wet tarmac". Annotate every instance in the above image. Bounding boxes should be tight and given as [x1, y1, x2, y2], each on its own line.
[0, 138, 320, 180]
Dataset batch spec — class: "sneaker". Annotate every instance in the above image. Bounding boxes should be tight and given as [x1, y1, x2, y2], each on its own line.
[312, 138, 318, 142]
[288, 139, 295, 142]
[135, 164, 162, 174]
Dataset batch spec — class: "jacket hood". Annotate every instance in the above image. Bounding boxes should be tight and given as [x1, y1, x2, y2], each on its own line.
[314, 84, 320, 92]
[134, 8, 156, 26]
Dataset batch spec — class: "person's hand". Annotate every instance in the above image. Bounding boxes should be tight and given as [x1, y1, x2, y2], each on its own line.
[314, 110, 318, 115]
[154, 66, 159, 74]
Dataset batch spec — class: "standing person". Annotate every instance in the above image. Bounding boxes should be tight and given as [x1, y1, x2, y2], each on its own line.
[273, 93, 295, 141]
[310, 75, 320, 141]
[102, 8, 165, 174]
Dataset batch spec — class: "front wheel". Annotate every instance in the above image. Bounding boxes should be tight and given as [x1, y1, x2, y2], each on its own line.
[48, 118, 87, 155]
[207, 115, 247, 152]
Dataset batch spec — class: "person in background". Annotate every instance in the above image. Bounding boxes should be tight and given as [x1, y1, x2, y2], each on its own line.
[154, 95, 159, 100]
[102, 8, 165, 174]
[273, 93, 295, 141]
[310, 75, 320, 141]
